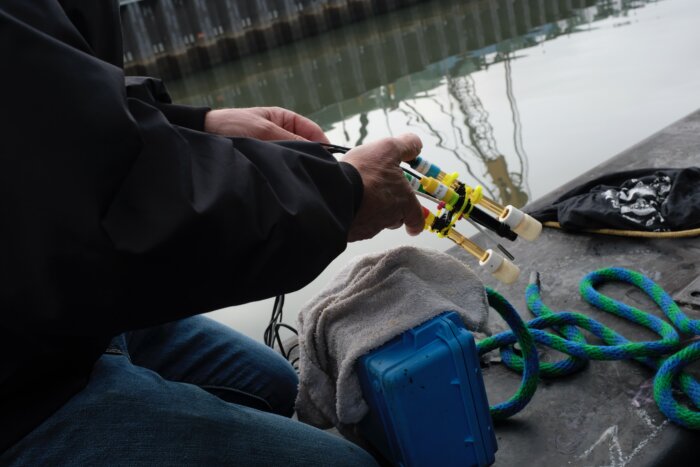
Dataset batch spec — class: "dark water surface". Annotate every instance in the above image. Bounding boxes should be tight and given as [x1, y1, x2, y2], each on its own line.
[161, 0, 700, 338]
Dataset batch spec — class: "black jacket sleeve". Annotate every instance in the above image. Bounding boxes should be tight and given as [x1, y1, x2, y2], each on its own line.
[0, 1, 362, 336]
[125, 76, 211, 131]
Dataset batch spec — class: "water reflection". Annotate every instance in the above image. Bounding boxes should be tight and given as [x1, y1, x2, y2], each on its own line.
[166, 0, 663, 208]
[168, 0, 608, 114]
[158, 0, 700, 339]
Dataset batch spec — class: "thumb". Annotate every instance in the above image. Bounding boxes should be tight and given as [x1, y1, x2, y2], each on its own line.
[402, 192, 425, 236]
[393, 133, 423, 163]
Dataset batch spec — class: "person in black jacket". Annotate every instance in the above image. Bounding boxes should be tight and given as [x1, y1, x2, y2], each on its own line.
[0, 1, 423, 465]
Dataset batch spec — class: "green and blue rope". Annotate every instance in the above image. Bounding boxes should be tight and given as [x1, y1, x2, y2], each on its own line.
[475, 267, 700, 429]
[476, 289, 539, 420]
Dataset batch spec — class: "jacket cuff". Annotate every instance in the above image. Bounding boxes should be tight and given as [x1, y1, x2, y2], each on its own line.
[339, 162, 364, 216]
[154, 102, 211, 132]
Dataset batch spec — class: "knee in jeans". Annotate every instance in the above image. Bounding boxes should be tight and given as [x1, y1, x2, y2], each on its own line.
[268, 357, 299, 417]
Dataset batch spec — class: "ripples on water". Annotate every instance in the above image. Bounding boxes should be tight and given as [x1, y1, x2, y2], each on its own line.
[156, 0, 700, 338]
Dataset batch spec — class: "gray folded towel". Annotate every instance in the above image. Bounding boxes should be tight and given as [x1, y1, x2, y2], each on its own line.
[295, 245, 490, 430]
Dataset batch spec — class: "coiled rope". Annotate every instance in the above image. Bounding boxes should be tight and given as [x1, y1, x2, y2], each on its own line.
[476, 267, 700, 429]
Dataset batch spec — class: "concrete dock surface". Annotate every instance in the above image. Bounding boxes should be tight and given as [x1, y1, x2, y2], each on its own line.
[449, 109, 700, 466]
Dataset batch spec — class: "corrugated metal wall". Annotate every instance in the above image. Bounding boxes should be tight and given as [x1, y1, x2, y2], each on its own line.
[155, 0, 597, 113]
[120, 0, 429, 77]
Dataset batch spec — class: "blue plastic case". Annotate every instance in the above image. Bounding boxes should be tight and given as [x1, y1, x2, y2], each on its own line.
[357, 312, 497, 467]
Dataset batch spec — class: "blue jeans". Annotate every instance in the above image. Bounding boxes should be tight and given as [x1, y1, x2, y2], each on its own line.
[1, 316, 378, 466]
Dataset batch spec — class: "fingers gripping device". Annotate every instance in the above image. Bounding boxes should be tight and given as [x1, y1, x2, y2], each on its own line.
[320, 143, 541, 284]
[405, 155, 542, 284]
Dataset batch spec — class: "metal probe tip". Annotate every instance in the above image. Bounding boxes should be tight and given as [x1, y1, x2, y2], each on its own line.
[528, 271, 541, 288]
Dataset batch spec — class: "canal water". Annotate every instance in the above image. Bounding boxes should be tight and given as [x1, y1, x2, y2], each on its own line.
[160, 0, 700, 340]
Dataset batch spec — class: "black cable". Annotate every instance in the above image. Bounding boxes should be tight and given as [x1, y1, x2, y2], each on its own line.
[401, 165, 423, 179]
[275, 323, 298, 335]
[274, 323, 298, 359]
[264, 294, 285, 348]
[264, 295, 301, 373]
[469, 207, 517, 241]
[274, 326, 287, 357]
[320, 142, 351, 154]
[323, 143, 421, 179]
[284, 342, 299, 358]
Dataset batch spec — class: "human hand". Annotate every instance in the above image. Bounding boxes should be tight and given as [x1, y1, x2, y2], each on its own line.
[341, 134, 424, 242]
[204, 107, 330, 143]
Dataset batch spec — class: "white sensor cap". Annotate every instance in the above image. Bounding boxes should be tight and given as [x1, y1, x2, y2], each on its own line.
[479, 249, 520, 284]
[499, 206, 543, 241]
